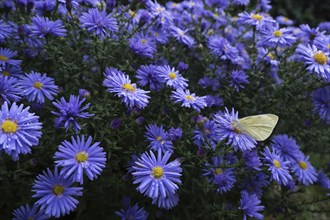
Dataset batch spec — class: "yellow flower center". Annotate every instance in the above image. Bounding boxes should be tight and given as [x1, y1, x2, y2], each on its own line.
[129, 10, 136, 18]
[313, 51, 328, 65]
[178, 30, 185, 36]
[33, 81, 43, 89]
[299, 161, 308, 170]
[252, 14, 263, 21]
[185, 95, 195, 101]
[0, 55, 8, 61]
[154, 32, 159, 37]
[2, 70, 9, 76]
[2, 120, 18, 133]
[267, 53, 275, 60]
[152, 166, 164, 178]
[327, 44, 330, 49]
[273, 159, 281, 168]
[76, 151, 88, 163]
[168, 72, 177, 79]
[141, 39, 147, 44]
[273, 30, 283, 37]
[204, 129, 211, 134]
[53, 184, 64, 196]
[156, 136, 162, 141]
[215, 168, 222, 175]
[122, 83, 135, 92]
[156, 6, 164, 13]
[283, 17, 289, 22]
[207, 29, 214, 36]
[28, 218, 33, 220]
[231, 122, 242, 134]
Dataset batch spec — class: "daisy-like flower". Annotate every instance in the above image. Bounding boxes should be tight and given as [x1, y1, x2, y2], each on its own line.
[0, 102, 42, 161]
[243, 150, 262, 171]
[155, 65, 188, 90]
[271, 134, 304, 163]
[19, 71, 59, 104]
[240, 172, 269, 196]
[32, 167, 83, 218]
[115, 198, 148, 220]
[152, 192, 179, 210]
[79, 8, 118, 39]
[132, 150, 182, 199]
[238, 11, 275, 30]
[317, 170, 330, 189]
[145, 124, 174, 153]
[170, 26, 195, 48]
[312, 86, 330, 124]
[146, 1, 173, 28]
[0, 19, 14, 42]
[207, 36, 239, 62]
[291, 155, 318, 185]
[54, 135, 106, 184]
[192, 120, 220, 149]
[12, 203, 48, 220]
[103, 67, 150, 109]
[295, 44, 330, 81]
[29, 16, 67, 38]
[214, 108, 257, 152]
[230, 70, 249, 92]
[259, 25, 296, 47]
[0, 75, 22, 104]
[52, 95, 94, 132]
[129, 32, 156, 58]
[136, 64, 165, 91]
[239, 191, 264, 220]
[314, 35, 330, 53]
[171, 88, 207, 112]
[276, 16, 294, 26]
[0, 64, 22, 77]
[0, 48, 22, 67]
[296, 24, 325, 43]
[262, 146, 292, 185]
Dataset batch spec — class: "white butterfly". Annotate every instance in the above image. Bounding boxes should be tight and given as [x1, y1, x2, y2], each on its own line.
[232, 114, 279, 141]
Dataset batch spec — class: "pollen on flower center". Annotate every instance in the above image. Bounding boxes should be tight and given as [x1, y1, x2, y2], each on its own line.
[33, 81, 43, 89]
[215, 168, 222, 175]
[231, 122, 242, 134]
[299, 161, 308, 170]
[156, 136, 162, 141]
[185, 95, 195, 101]
[313, 52, 328, 65]
[178, 30, 185, 36]
[0, 55, 8, 61]
[267, 53, 275, 60]
[2, 70, 9, 76]
[273, 30, 283, 37]
[2, 119, 18, 133]
[252, 14, 263, 21]
[76, 151, 88, 163]
[327, 44, 330, 49]
[122, 83, 135, 92]
[152, 166, 164, 178]
[273, 159, 281, 168]
[52, 184, 64, 196]
[141, 39, 147, 44]
[168, 72, 177, 79]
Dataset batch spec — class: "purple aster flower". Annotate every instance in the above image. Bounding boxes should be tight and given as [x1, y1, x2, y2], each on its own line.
[202, 156, 236, 193]
[291, 155, 318, 186]
[0, 102, 42, 161]
[54, 135, 106, 184]
[145, 124, 174, 153]
[12, 203, 48, 220]
[132, 150, 182, 199]
[129, 32, 156, 58]
[207, 36, 239, 62]
[241, 172, 269, 196]
[198, 76, 220, 91]
[243, 150, 262, 170]
[192, 120, 220, 149]
[103, 67, 150, 109]
[0, 64, 22, 77]
[0, 75, 22, 104]
[155, 65, 188, 89]
[271, 134, 304, 163]
[314, 35, 330, 53]
[317, 170, 330, 189]
[152, 192, 179, 210]
[214, 108, 257, 152]
[170, 89, 207, 112]
[136, 64, 165, 91]
[296, 24, 325, 43]
[312, 86, 330, 123]
[146, 1, 173, 28]
[170, 26, 195, 48]
[295, 44, 330, 80]
[318, 22, 330, 33]
[32, 167, 83, 218]
[78, 88, 91, 99]
[19, 71, 58, 104]
[276, 16, 294, 26]
[259, 25, 296, 47]
[230, 70, 249, 92]
[0, 19, 14, 42]
[149, 27, 169, 44]
[0, 48, 22, 67]
[238, 11, 275, 30]
[240, 191, 264, 220]
[168, 127, 182, 141]
[52, 95, 94, 132]
[34, 0, 56, 15]
[29, 16, 66, 38]
[115, 199, 148, 220]
[177, 61, 188, 71]
[262, 146, 292, 185]
[257, 48, 280, 67]
[79, 8, 118, 39]
[233, 0, 249, 5]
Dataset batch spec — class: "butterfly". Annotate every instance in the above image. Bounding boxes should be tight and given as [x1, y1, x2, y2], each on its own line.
[232, 114, 279, 141]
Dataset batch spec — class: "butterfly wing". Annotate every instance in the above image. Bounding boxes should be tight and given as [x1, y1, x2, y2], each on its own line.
[237, 114, 279, 141]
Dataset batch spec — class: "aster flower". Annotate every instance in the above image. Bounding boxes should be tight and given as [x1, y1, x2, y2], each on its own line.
[170, 26, 195, 48]
[152, 193, 179, 210]
[241, 172, 269, 196]
[240, 191, 264, 220]
[295, 44, 330, 80]
[149, 27, 169, 44]
[0, 48, 22, 67]
[171, 89, 207, 112]
[214, 108, 257, 152]
[132, 150, 182, 199]
[168, 127, 182, 141]
[79, 8, 118, 39]
[0, 19, 13, 42]
[146, 1, 173, 28]
[276, 16, 294, 26]
[136, 64, 165, 91]
[291, 155, 318, 185]
[243, 150, 262, 170]
[271, 134, 304, 163]
[129, 32, 156, 58]
[317, 170, 330, 189]
[192, 120, 220, 149]
[34, 0, 56, 15]
[312, 86, 330, 123]
[155, 65, 188, 89]
[0, 64, 22, 77]
[296, 24, 325, 43]
[198, 76, 220, 91]
[145, 124, 174, 153]
[230, 70, 249, 92]
[19, 71, 59, 104]
[207, 36, 239, 62]
[238, 11, 275, 30]
[259, 25, 296, 47]
[0, 102, 42, 161]
[0, 75, 22, 104]
[52, 95, 94, 132]
[103, 67, 150, 109]
[54, 135, 106, 184]
[32, 167, 83, 218]
[262, 146, 292, 185]
[29, 16, 66, 38]
[202, 156, 236, 193]
[115, 197, 148, 220]
[314, 35, 330, 53]
[12, 203, 48, 220]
